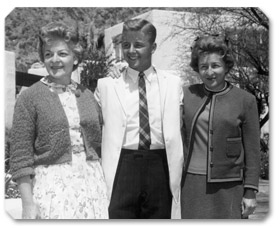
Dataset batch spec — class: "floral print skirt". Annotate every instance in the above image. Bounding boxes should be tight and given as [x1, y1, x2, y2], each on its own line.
[32, 152, 109, 219]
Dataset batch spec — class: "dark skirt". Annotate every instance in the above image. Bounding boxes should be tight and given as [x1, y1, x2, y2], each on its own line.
[181, 173, 244, 219]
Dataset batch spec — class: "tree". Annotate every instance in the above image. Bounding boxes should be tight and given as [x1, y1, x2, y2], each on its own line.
[167, 7, 269, 129]
[6, 7, 196, 91]
[5, 7, 197, 73]
[225, 8, 269, 129]
[5, 7, 154, 72]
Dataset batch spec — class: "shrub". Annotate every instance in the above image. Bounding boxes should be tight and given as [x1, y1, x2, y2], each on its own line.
[5, 127, 21, 199]
[79, 32, 114, 93]
[260, 133, 269, 180]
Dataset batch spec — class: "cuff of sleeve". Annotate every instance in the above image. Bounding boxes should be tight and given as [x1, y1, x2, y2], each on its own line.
[12, 167, 35, 182]
[244, 188, 257, 199]
[244, 183, 259, 192]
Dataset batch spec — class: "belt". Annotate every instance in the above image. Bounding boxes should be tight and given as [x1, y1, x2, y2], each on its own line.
[121, 148, 166, 159]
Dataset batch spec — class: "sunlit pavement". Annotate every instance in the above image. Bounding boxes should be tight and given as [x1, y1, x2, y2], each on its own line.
[249, 179, 269, 220]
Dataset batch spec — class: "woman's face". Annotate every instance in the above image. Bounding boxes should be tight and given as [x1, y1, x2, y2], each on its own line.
[43, 39, 77, 85]
[198, 52, 228, 91]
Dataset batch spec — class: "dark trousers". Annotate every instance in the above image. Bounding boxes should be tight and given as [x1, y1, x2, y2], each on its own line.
[109, 149, 172, 219]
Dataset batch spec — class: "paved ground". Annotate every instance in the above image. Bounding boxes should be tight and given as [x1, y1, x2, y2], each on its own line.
[5, 179, 269, 220]
[249, 179, 269, 220]
[5, 198, 21, 219]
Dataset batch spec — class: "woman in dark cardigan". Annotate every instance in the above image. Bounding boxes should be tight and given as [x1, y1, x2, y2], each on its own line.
[181, 35, 260, 219]
[9, 21, 108, 219]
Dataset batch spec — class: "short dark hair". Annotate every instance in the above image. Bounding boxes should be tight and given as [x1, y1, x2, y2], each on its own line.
[190, 35, 234, 73]
[122, 18, 157, 43]
[38, 21, 83, 71]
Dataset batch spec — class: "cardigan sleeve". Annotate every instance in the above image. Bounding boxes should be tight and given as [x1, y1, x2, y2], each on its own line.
[10, 92, 36, 181]
[242, 95, 261, 191]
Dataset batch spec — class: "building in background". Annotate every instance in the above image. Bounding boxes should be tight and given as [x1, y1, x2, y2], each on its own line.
[104, 10, 198, 85]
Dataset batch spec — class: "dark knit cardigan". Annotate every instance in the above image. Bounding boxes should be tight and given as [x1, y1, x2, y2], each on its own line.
[10, 81, 102, 181]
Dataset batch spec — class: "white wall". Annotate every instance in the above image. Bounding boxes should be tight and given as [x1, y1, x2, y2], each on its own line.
[5, 51, 16, 129]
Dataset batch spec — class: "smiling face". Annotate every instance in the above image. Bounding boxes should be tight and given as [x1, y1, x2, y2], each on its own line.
[43, 38, 77, 85]
[121, 30, 156, 72]
[198, 52, 228, 91]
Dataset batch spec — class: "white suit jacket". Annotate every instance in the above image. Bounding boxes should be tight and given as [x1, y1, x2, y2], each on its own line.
[94, 67, 184, 219]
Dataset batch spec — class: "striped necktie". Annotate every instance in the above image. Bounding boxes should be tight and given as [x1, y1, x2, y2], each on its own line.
[138, 72, 151, 150]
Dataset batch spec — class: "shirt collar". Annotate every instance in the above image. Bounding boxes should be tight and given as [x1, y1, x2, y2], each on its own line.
[126, 66, 154, 84]
[40, 75, 78, 91]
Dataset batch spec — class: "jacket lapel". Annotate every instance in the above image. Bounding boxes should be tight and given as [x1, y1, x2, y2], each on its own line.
[157, 69, 167, 119]
[114, 72, 127, 115]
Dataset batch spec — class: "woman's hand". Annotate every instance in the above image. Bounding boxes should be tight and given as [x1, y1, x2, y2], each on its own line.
[22, 202, 40, 219]
[241, 197, 257, 218]
[16, 176, 40, 219]
[107, 61, 127, 79]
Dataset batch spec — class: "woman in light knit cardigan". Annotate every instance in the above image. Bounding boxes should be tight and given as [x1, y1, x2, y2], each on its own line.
[9, 22, 108, 219]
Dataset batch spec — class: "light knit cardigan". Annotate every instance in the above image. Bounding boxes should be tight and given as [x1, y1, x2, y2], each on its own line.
[10, 81, 102, 181]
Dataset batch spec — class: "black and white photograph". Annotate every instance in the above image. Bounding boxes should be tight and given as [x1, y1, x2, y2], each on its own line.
[2, 0, 276, 226]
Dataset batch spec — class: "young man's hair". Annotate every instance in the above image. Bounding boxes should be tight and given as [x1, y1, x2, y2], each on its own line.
[122, 18, 157, 43]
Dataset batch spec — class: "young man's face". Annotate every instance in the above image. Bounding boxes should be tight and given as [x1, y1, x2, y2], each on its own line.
[122, 30, 156, 72]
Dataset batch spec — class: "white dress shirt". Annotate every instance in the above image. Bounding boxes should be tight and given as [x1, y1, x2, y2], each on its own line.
[122, 66, 165, 150]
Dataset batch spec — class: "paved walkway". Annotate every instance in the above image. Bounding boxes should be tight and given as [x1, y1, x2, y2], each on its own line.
[5, 198, 21, 219]
[249, 179, 269, 219]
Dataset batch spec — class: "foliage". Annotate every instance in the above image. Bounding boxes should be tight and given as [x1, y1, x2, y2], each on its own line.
[5, 7, 200, 73]
[80, 45, 114, 93]
[167, 7, 269, 129]
[5, 128, 11, 173]
[5, 7, 163, 73]
[5, 7, 269, 194]
[5, 7, 198, 91]
[5, 175, 21, 199]
[77, 21, 114, 92]
[260, 133, 269, 180]
[5, 8, 75, 71]
[223, 8, 269, 129]
[5, 7, 194, 198]
[5, 128, 21, 199]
